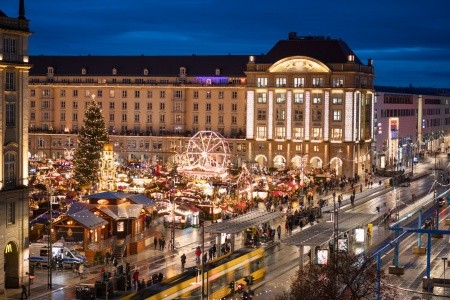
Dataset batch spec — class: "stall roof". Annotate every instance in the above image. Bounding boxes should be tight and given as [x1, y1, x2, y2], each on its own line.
[69, 210, 108, 230]
[205, 211, 285, 234]
[85, 191, 129, 200]
[97, 203, 143, 220]
[127, 194, 156, 207]
[283, 212, 376, 247]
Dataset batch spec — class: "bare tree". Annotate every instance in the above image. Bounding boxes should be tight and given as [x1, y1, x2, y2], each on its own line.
[276, 251, 397, 300]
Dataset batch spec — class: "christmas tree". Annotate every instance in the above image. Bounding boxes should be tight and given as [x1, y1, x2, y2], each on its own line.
[73, 95, 109, 189]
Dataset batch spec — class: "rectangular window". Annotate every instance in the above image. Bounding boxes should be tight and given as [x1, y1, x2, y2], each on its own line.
[7, 202, 15, 225]
[193, 115, 198, 124]
[218, 115, 224, 124]
[257, 109, 266, 120]
[331, 128, 343, 140]
[232, 91, 238, 99]
[276, 77, 287, 87]
[312, 77, 323, 87]
[312, 110, 322, 121]
[206, 103, 211, 111]
[175, 90, 183, 99]
[73, 90, 78, 97]
[160, 114, 165, 123]
[193, 103, 199, 111]
[294, 110, 303, 121]
[275, 126, 286, 139]
[109, 102, 115, 110]
[134, 102, 140, 110]
[276, 93, 286, 103]
[218, 103, 224, 111]
[276, 109, 285, 121]
[218, 91, 224, 99]
[256, 126, 267, 139]
[257, 77, 268, 87]
[134, 114, 140, 123]
[231, 115, 237, 125]
[294, 93, 304, 104]
[312, 93, 322, 104]
[122, 102, 127, 110]
[73, 113, 78, 121]
[160, 103, 165, 110]
[294, 77, 305, 87]
[60, 90, 66, 97]
[312, 127, 323, 139]
[134, 90, 140, 98]
[332, 77, 344, 87]
[61, 101, 66, 109]
[30, 90, 36, 97]
[193, 91, 199, 99]
[122, 113, 127, 122]
[147, 103, 152, 110]
[160, 91, 165, 98]
[30, 112, 35, 120]
[97, 90, 102, 98]
[231, 103, 237, 111]
[277, 145, 283, 151]
[109, 113, 114, 122]
[60, 112, 66, 121]
[5, 71, 15, 90]
[147, 91, 152, 98]
[146, 115, 152, 123]
[206, 91, 212, 99]
[206, 115, 211, 124]
[6, 102, 15, 126]
[332, 94, 343, 104]
[333, 110, 342, 121]
[73, 101, 78, 109]
[293, 127, 304, 140]
[122, 90, 127, 98]
[257, 93, 267, 103]
[109, 90, 115, 98]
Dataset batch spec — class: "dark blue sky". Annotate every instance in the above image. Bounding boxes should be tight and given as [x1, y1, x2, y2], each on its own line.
[2, 0, 450, 88]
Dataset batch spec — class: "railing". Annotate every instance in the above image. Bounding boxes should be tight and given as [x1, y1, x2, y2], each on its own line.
[86, 236, 116, 252]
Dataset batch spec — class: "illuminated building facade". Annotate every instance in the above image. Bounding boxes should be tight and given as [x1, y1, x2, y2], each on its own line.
[27, 33, 374, 178]
[0, 0, 31, 292]
[373, 87, 450, 171]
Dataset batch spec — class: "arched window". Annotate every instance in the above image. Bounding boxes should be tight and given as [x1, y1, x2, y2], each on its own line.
[112, 68, 117, 75]
[81, 68, 87, 75]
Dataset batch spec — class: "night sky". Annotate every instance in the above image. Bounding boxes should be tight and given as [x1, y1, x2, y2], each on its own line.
[2, 0, 450, 88]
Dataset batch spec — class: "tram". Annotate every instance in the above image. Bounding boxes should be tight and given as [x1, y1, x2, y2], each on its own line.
[122, 247, 265, 299]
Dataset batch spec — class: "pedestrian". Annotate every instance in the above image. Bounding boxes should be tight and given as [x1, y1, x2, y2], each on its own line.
[212, 243, 216, 258]
[195, 246, 201, 264]
[105, 251, 111, 266]
[276, 225, 281, 240]
[78, 263, 84, 280]
[154, 236, 158, 250]
[133, 269, 139, 289]
[158, 272, 163, 282]
[208, 247, 213, 261]
[202, 252, 207, 265]
[181, 253, 186, 271]
[20, 284, 28, 300]
[140, 278, 146, 290]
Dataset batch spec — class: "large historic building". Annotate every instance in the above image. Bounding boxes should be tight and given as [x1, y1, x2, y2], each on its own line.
[27, 33, 375, 178]
[0, 0, 31, 292]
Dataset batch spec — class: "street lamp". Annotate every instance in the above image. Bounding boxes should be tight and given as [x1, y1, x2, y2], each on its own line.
[171, 190, 182, 251]
[47, 185, 54, 289]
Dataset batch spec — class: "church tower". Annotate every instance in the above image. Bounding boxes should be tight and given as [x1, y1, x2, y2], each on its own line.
[0, 0, 32, 291]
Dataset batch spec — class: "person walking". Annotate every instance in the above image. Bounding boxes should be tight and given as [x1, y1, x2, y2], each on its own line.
[133, 270, 139, 290]
[78, 263, 84, 280]
[20, 284, 28, 300]
[195, 246, 201, 264]
[276, 225, 281, 240]
[181, 253, 186, 271]
[154, 236, 158, 250]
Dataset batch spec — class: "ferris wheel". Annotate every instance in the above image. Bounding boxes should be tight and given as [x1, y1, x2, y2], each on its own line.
[183, 131, 230, 171]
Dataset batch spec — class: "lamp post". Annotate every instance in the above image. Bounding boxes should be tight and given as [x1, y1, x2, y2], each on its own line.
[171, 190, 182, 251]
[443, 257, 448, 291]
[47, 185, 53, 289]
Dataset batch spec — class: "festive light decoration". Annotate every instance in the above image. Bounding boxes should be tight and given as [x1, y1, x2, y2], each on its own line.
[246, 91, 255, 139]
[268, 91, 273, 139]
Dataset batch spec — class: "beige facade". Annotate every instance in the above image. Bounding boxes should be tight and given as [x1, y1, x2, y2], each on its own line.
[27, 34, 374, 178]
[0, 1, 32, 292]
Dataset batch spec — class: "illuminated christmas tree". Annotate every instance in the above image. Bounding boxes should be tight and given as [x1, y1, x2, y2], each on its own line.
[73, 95, 109, 189]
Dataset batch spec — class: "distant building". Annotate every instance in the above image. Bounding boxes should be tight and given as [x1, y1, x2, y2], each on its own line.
[0, 0, 31, 292]
[373, 86, 450, 172]
[27, 32, 375, 178]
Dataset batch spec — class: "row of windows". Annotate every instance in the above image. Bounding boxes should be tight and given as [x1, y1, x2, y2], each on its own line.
[256, 92, 343, 105]
[380, 109, 416, 118]
[30, 88, 240, 100]
[31, 100, 239, 112]
[257, 109, 343, 122]
[31, 112, 240, 124]
[255, 126, 343, 140]
[257, 77, 345, 88]
[3, 37, 17, 54]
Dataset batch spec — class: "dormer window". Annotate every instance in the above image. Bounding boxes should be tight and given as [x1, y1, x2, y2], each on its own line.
[215, 68, 221, 76]
[81, 68, 87, 75]
[348, 55, 355, 62]
[112, 68, 118, 75]
[179, 67, 186, 76]
[143, 68, 149, 76]
[47, 67, 54, 75]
